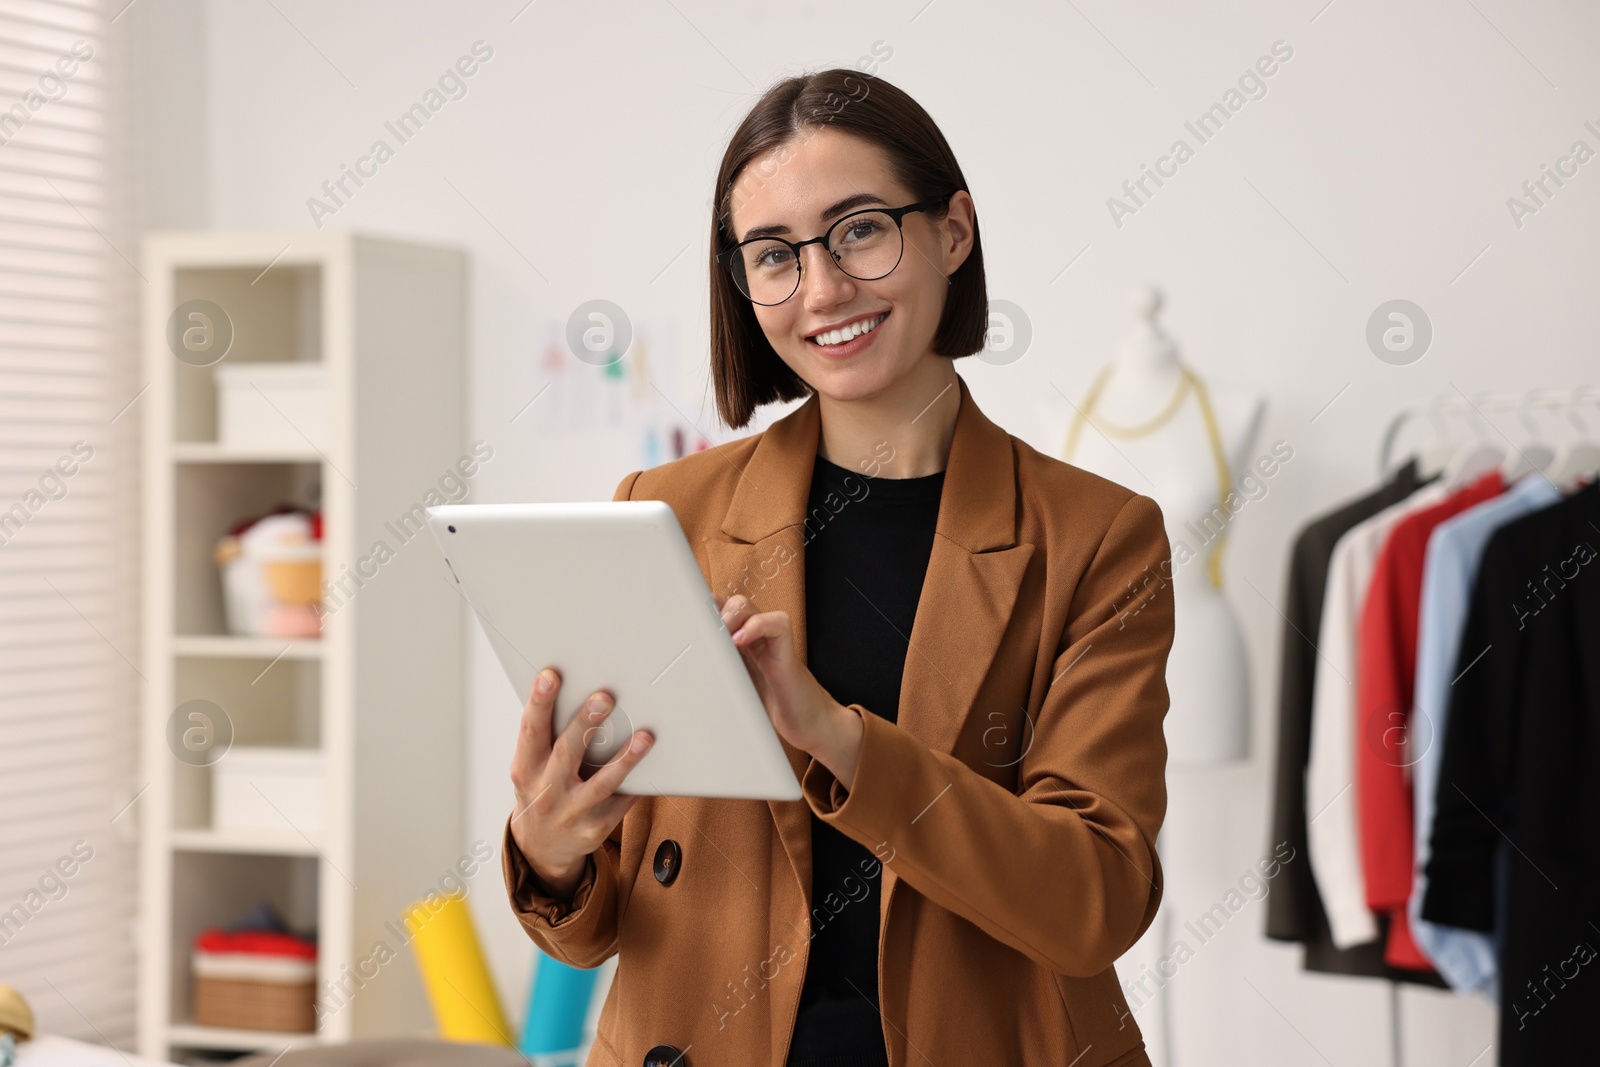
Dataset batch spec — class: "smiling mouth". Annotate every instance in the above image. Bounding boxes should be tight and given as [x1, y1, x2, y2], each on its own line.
[807, 311, 888, 347]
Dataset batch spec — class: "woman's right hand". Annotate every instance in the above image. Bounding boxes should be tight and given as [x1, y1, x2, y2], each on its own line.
[509, 666, 654, 903]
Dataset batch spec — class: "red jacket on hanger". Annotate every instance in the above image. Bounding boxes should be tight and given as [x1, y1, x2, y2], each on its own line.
[1355, 470, 1503, 970]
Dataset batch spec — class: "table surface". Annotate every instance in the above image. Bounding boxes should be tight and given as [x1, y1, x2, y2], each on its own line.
[16, 1035, 181, 1067]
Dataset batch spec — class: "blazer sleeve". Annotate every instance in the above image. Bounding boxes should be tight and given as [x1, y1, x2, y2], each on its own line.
[500, 469, 646, 968]
[1263, 526, 1319, 943]
[799, 493, 1173, 978]
[1420, 526, 1524, 932]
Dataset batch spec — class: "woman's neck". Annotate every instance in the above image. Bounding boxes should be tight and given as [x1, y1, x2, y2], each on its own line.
[814, 361, 960, 478]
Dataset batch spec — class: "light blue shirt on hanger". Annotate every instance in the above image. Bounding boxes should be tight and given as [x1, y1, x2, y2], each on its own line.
[1408, 473, 1562, 998]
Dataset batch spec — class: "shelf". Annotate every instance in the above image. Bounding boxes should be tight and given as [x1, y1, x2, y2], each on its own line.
[174, 635, 324, 660]
[171, 463, 322, 637]
[171, 827, 324, 857]
[142, 231, 468, 1057]
[166, 1022, 322, 1052]
[174, 442, 324, 463]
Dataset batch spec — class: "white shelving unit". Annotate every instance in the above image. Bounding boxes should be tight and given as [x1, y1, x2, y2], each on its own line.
[138, 232, 470, 1061]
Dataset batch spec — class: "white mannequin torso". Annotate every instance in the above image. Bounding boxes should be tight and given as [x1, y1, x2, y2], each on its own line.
[1055, 289, 1263, 763]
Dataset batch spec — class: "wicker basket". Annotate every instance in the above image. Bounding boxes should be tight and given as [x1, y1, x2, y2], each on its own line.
[193, 973, 315, 1033]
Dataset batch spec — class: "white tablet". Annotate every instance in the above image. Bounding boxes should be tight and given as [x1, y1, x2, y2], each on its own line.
[424, 500, 801, 801]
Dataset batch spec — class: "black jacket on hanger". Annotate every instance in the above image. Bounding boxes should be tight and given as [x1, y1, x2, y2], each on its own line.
[1422, 479, 1599, 1063]
[1264, 458, 1448, 985]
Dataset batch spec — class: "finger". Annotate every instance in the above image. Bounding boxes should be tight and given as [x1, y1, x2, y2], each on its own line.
[589, 791, 641, 837]
[553, 688, 614, 781]
[575, 728, 654, 809]
[510, 667, 560, 786]
[719, 592, 755, 634]
[732, 610, 789, 651]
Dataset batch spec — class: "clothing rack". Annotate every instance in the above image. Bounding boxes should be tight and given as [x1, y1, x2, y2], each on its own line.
[1371, 383, 1596, 1067]
[1377, 385, 1600, 475]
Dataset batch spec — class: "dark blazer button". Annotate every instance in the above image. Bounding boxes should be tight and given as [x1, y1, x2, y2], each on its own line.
[653, 839, 682, 885]
[644, 1044, 686, 1066]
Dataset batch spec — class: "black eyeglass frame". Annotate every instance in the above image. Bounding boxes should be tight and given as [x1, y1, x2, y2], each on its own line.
[715, 191, 958, 306]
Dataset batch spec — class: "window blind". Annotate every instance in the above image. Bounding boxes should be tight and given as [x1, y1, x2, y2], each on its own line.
[0, 0, 139, 1051]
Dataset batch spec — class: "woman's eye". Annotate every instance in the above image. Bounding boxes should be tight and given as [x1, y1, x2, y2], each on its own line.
[842, 220, 880, 243]
[755, 247, 792, 270]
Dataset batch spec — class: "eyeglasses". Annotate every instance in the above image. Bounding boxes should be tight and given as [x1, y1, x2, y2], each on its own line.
[716, 193, 956, 306]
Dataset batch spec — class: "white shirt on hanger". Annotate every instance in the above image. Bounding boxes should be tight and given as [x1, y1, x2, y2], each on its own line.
[1305, 480, 1448, 949]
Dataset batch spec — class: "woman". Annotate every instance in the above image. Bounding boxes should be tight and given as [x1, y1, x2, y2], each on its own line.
[503, 68, 1174, 1067]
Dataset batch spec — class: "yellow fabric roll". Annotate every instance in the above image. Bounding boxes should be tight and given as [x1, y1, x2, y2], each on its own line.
[403, 892, 513, 1046]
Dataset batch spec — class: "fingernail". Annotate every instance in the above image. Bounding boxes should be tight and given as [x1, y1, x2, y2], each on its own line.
[587, 694, 610, 720]
[536, 669, 554, 694]
[631, 733, 651, 753]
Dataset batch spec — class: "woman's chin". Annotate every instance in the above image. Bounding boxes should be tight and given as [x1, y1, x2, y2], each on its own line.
[808, 371, 898, 407]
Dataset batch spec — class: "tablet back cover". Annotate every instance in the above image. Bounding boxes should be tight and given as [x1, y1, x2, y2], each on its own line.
[426, 501, 800, 800]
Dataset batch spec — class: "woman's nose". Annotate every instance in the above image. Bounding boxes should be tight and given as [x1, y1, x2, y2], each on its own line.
[797, 242, 854, 306]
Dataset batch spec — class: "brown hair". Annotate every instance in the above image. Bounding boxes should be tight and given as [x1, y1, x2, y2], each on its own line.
[709, 68, 988, 429]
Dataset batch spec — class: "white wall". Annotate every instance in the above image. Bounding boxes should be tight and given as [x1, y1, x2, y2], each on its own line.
[128, 0, 1600, 1061]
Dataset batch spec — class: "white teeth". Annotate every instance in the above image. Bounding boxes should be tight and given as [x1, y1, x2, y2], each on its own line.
[812, 313, 885, 347]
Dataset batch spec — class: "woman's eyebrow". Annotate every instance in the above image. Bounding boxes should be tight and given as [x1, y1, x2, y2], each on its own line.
[739, 192, 888, 242]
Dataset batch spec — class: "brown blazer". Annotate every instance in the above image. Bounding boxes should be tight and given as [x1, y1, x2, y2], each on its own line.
[501, 374, 1174, 1067]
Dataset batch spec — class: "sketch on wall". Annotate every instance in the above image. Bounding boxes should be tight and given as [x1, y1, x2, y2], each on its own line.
[525, 315, 716, 469]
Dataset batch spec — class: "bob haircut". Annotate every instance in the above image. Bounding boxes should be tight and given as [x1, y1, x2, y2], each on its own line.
[709, 68, 988, 429]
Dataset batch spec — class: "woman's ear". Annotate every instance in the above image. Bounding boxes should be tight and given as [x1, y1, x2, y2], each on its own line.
[940, 191, 976, 277]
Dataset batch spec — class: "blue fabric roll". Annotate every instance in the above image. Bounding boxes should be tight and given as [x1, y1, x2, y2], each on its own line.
[519, 950, 600, 1056]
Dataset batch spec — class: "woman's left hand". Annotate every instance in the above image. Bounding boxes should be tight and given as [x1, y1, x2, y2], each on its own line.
[719, 593, 863, 790]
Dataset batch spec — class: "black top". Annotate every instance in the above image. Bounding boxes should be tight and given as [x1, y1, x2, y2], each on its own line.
[784, 453, 944, 1067]
[1421, 479, 1598, 1063]
[1262, 457, 1449, 986]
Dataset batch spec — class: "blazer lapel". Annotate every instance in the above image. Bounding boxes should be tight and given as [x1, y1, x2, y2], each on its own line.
[705, 375, 1034, 903]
